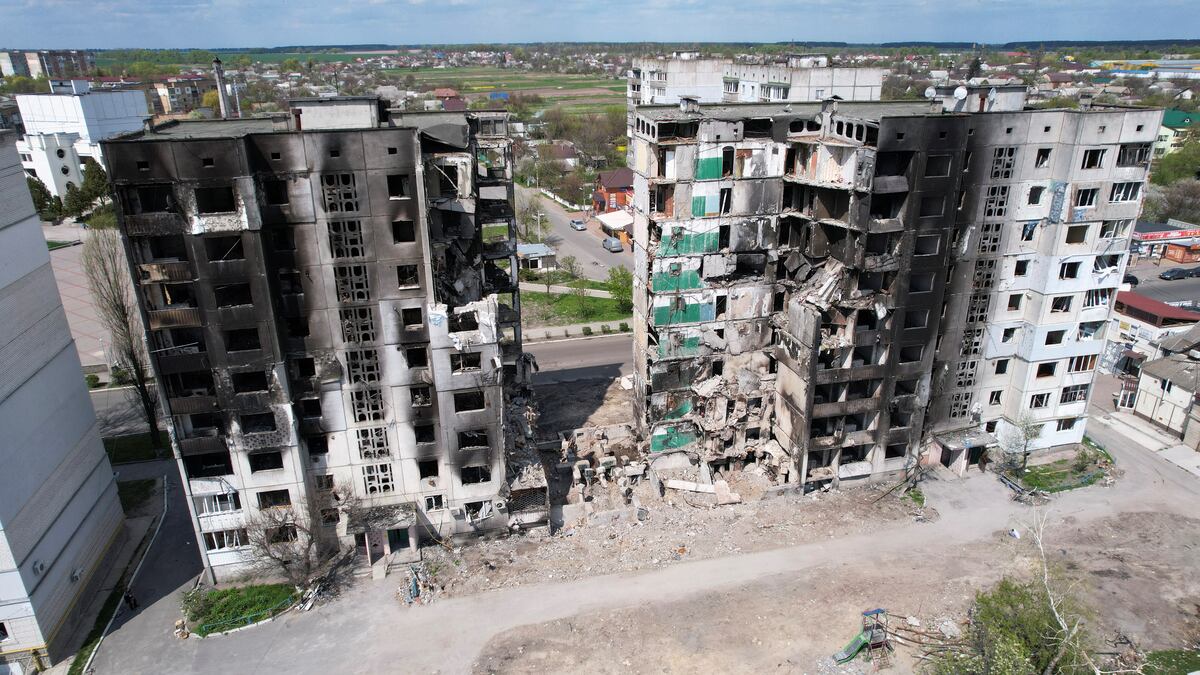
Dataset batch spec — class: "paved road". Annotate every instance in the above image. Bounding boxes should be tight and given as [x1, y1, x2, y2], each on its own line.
[91, 386, 153, 436]
[527, 334, 633, 384]
[85, 405, 1198, 675]
[1129, 273, 1200, 305]
[518, 185, 632, 282]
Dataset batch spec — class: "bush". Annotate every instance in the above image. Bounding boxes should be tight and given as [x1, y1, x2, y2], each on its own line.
[601, 324, 612, 334]
[619, 322, 631, 332]
[183, 584, 297, 636]
[110, 366, 133, 386]
[85, 373, 101, 389]
[582, 326, 594, 336]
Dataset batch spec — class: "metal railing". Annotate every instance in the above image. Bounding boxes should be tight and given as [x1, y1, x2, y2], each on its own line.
[197, 593, 297, 636]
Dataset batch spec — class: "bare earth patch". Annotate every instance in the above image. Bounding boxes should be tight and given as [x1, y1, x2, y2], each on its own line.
[533, 378, 632, 442]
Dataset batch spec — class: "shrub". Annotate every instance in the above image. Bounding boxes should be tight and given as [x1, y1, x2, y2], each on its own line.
[110, 366, 133, 386]
[619, 322, 631, 332]
[601, 324, 612, 334]
[85, 373, 101, 389]
[582, 326, 594, 336]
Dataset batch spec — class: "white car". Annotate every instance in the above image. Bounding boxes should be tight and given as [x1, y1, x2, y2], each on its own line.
[569, 219, 587, 231]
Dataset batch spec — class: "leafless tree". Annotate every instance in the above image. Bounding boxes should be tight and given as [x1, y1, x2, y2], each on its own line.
[243, 482, 365, 586]
[1001, 412, 1044, 474]
[82, 229, 162, 448]
[515, 191, 548, 243]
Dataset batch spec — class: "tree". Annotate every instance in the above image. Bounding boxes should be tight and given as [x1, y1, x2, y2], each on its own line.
[202, 89, 222, 110]
[280, 58, 303, 74]
[1142, 180, 1200, 224]
[63, 182, 90, 218]
[83, 229, 162, 449]
[606, 266, 633, 313]
[87, 203, 118, 230]
[243, 481, 359, 584]
[26, 177, 62, 221]
[515, 192, 548, 243]
[1001, 412, 1044, 474]
[81, 159, 110, 203]
[1151, 135, 1200, 186]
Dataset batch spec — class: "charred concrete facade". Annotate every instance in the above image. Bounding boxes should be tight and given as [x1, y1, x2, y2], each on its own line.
[102, 108, 541, 581]
[628, 98, 1159, 488]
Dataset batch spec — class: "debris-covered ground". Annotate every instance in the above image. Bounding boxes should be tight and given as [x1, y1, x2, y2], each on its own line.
[533, 378, 632, 442]
[471, 510, 1200, 674]
[423, 484, 935, 598]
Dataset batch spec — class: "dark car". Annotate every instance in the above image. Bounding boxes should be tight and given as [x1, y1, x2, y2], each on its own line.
[1189, 266, 1200, 278]
[1159, 268, 1189, 280]
[1123, 273, 1139, 287]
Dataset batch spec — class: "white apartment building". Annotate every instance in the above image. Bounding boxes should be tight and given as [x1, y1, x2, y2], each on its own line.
[14, 80, 148, 197]
[0, 131, 125, 672]
[932, 99, 1162, 459]
[628, 52, 882, 106]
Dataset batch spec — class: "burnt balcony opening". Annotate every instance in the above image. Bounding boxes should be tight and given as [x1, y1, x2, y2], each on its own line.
[240, 412, 277, 433]
[415, 424, 437, 445]
[214, 283, 253, 308]
[263, 179, 289, 205]
[437, 165, 460, 198]
[892, 410, 913, 428]
[855, 309, 878, 332]
[306, 435, 328, 457]
[231, 371, 269, 393]
[449, 311, 479, 332]
[657, 121, 697, 141]
[811, 416, 839, 438]
[195, 186, 237, 214]
[484, 260, 515, 292]
[285, 317, 309, 338]
[458, 429, 488, 450]
[874, 151, 913, 177]
[146, 282, 197, 310]
[652, 184, 674, 217]
[249, 450, 284, 472]
[183, 451, 233, 479]
[743, 118, 773, 138]
[885, 443, 907, 459]
[895, 378, 919, 396]
[898, 345, 924, 364]
[165, 370, 215, 398]
[727, 253, 767, 281]
[299, 398, 322, 420]
[123, 184, 177, 214]
[269, 227, 297, 252]
[870, 192, 905, 220]
[843, 444, 872, 463]
[204, 235, 244, 262]
[813, 382, 846, 404]
[817, 348, 843, 370]
[847, 378, 881, 400]
[843, 413, 872, 433]
[807, 221, 848, 259]
[224, 327, 261, 352]
[851, 344, 879, 367]
[185, 412, 223, 437]
[865, 232, 896, 256]
[808, 450, 832, 471]
[135, 235, 188, 262]
[278, 271, 303, 296]
[152, 327, 205, 353]
[857, 271, 886, 293]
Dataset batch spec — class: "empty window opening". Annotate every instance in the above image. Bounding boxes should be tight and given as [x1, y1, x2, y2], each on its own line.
[231, 371, 268, 393]
[898, 345, 923, 363]
[249, 450, 284, 472]
[241, 412, 276, 433]
[387, 174, 410, 199]
[1065, 225, 1088, 244]
[205, 235, 244, 261]
[401, 307, 423, 328]
[257, 489, 291, 509]
[396, 264, 420, 289]
[909, 272, 935, 293]
[919, 195, 944, 218]
[914, 234, 940, 255]
[224, 328, 260, 352]
[410, 385, 432, 407]
[1028, 186, 1045, 205]
[1014, 259, 1030, 276]
[451, 352, 483, 372]
[461, 466, 491, 484]
[195, 186, 237, 214]
[1059, 262, 1080, 279]
[405, 346, 428, 368]
[392, 219, 416, 243]
[1051, 296, 1073, 313]
[263, 179, 289, 205]
[459, 429, 489, 449]
[454, 390, 486, 412]
[924, 155, 952, 177]
[1045, 330, 1066, 345]
[214, 283, 253, 307]
[418, 459, 439, 478]
[294, 357, 316, 378]
[1037, 362, 1058, 377]
[415, 424, 436, 446]
[1007, 294, 1023, 311]
[904, 309, 929, 329]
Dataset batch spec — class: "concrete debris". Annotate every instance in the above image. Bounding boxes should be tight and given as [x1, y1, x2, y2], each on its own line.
[691, 375, 723, 398]
[937, 618, 962, 639]
[714, 479, 742, 505]
[664, 479, 715, 494]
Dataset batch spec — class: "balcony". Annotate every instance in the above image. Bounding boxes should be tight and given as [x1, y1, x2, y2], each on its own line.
[147, 307, 202, 329]
[178, 434, 227, 456]
[168, 395, 218, 415]
[124, 212, 188, 236]
[139, 261, 193, 283]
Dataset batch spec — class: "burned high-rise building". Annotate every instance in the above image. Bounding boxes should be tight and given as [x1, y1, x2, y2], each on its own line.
[627, 93, 1159, 488]
[102, 100, 542, 581]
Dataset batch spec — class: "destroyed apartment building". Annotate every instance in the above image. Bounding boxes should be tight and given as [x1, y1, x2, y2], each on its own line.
[583, 93, 1160, 495]
[101, 98, 546, 581]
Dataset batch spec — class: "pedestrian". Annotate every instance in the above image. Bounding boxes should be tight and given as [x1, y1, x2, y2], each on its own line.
[124, 589, 138, 610]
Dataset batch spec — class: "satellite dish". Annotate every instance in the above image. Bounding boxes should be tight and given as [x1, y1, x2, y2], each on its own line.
[953, 86, 968, 101]
[987, 87, 998, 103]
[924, 86, 937, 99]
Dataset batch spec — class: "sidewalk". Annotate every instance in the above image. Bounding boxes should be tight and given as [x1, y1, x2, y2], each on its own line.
[1091, 410, 1200, 479]
[524, 319, 632, 342]
[519, 281, 612, 298]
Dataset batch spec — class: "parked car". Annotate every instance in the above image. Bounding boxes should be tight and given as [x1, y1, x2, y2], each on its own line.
[1159, 268, 1189, 280]
[601, 236, 624, 253]
[1188, 266, 1200, 278]
[569, 219, 587, 231]
[1123, 273, 1139, 287]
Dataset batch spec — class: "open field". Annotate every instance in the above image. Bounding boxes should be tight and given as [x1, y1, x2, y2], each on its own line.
[95, 52, 385, 68]
[384, 66, 625, 113]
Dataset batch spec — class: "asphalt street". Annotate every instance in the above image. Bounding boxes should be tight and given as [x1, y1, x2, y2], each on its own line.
[526, 334, 633, 384]
[517, 185, 633, 281]
[1126, 267, 1200, 305]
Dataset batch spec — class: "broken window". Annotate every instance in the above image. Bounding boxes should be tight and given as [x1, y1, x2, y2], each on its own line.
[195, 186, 236, 214]
[328, 220, 365, 259]
[451, 352, 482, 372]
[1068, 354, 1097, 372]
[454, 390, 485, 412]
[1051, 296, 1073, 313]
[989, 391, 1003, 406]
[1099, 219, 1130, 238]
[306, 435, 328, 456]
[249, 450, 284, 472]
[449, 311, 478, 332]
[334, 265, 371, 302]
[458, 429, 488, 449]
[396, 264, 420, 289]
[1007, 294, 1023, 311]
[203, 528, 249, 551]
[924, 155, 952, 177]
[1037, 362, 1058, 378]
[1028, 186, 1045, 205]
[461, 466, 491, 484]
[231, 371, 268, 393]
[1074, 188, 1098, 208]
[392, 219, 416, 243]
[345, 349, 380, 384]
[340, 307, 376, 343]
[983, 185, 1009, 219]
[387, 174, 410, 199]
[405, 346, 428, 368]
[719, 187, 732, 215]
[1058, 262, 1080, 279]
[263, 179, 289, 205]
[293, 358, 316, 378]
[1021, 221, 1038, 241]
[415, 424, 436, 445]
[1045, 330, 1066, 345]
[1083, 288, 1112, 308]
[1065, 225, 1089, 244]
[351, 387, 385, 422]
[1002, 327, 1017, 343]
[257, 489, 291, 509]
[1109, 182, 1141, 203]
[362, 463, 394, 494]
[1117, 143, 1151, 167]
[1035, 148, 1051, 168]
[1014, 259, 1030, 276]
[424, 495, 445, 511]
[224, 328, 260, 352]
[995, 359, 1009, 375]
[356, 426, 390, 459]
[410, 385, 432, 407]
[241, 412, 276, 433]
[125, 185, 174, 214]
[321, 173, 359, 213]
[214, 283, 253, 307]
[198, 492, 241, 515]
[205, 235, 244, 261]
[297, 400, 318, 423]
[418, 459, 439, 478]
[437, 165, 460, 197]
[1078, 321, 1104, 340]
[1029, 393, 1050, 409]
[990, 147, 1016, 179]
[1081, 149, 1106, 170]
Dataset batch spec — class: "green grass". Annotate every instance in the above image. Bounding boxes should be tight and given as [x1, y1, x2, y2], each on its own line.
[904, 487, 925, 506]
[520, 290, 631, 327]
[103, 433, 166, 464]
[1020, 457, 1102, 493]
[185, 584, 297, 637]
[67, 584, 125, 675]
[117, 479, 157, 513]
[1146, 649, 1200, 674]
[47, 240, 75, 250]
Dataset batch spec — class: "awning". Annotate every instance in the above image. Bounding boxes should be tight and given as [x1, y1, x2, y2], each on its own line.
[935, 428, 998, 451]
[341, 503, 416, 535]
[1121, 349, 1147, 361]
[596, 210, 633, 234]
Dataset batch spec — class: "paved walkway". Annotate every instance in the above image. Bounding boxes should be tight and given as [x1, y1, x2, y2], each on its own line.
[518, 281, 612, 298]
[86, 409, 1198, 674]
[524, 319, 632, 342]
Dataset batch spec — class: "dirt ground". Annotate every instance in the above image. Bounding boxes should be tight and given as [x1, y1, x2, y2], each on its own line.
[423, 483, 935, 600]
[533, 378, 632, 442]
[471, 510, 1200, 674]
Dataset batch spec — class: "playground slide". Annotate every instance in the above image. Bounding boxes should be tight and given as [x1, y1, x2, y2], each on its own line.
[832, 631, 869, 663]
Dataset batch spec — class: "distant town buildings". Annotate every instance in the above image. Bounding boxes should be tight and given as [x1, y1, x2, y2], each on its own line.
[0, 131, 125, 672]
[0, 49, 94, 79]
[14, 79, 148, 197]
[1131, 323, 1200, 447]
[1154, 109, 1196, 157]
[593, 166, 633, 214]
[628, 52, 883, 106]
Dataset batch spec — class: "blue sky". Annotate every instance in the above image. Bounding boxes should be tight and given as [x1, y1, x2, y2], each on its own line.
[0, 0, 1196, 48]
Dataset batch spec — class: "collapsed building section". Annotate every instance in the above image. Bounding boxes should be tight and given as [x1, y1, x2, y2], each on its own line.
[103, 101, 545, 582]
[621, 96, 1159, 493]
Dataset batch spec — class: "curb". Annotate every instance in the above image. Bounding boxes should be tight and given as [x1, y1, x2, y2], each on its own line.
[196, 601, 300, 639]
[525, 332, 633, 346]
